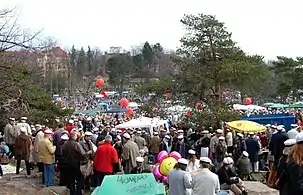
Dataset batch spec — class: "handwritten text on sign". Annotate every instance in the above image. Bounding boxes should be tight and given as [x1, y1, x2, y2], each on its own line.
[116, 174, 156, 194]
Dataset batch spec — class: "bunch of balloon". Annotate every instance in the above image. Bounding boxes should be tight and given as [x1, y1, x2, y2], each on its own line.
[153, 151, 182, 183]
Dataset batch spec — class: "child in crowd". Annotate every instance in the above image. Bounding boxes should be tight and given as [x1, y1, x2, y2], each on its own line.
[0, 142, 10, 179]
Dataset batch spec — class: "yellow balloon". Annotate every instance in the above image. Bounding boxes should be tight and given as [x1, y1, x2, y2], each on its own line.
[159, 157, 178, 176]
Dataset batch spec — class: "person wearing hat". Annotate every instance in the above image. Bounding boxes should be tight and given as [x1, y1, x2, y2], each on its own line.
[16, 117, 32, 136]
[288, 124, 300, 139]
[160, 135, 171, 153]
[226, 129, 234, 154]
[196, 130, 210, 158]
[114, 135, 123, 159]
[61, 130, 87, 194]
[150, 132, 161, 163]
[38, 129, 56, 187]
[93, 135, 119, 186]
[234, 133, 247, 162]
[168, 158, 191, 195]
[275, 138, 296, 194]
[130, 156, 151, 174]
[187, 149, 200, 172]
[15, 127, 32, 176]
[269, 123, 288, 169]
[217, 157, 246, 195]
[33, 124, 45, 178]
[121, 133, 140, 174]
[209, 129, 223, 165]
[215, 136, 227, 167]
[66, 119, 76, 133]
[3, 117, 17, 159]
[79, 131, 95, 162]
[134, 130, 147, 151]
[245, 132, 260, 172]
[235, 151, 251, 180]
[191, 157, 220, 195]
[57, 133, 69, 186]
[175, 134, 189, 158]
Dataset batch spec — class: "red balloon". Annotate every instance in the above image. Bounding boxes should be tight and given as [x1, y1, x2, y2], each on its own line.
[120, 98, 129, 107]
[244, 98, 252, 105]
[195, 103, 202, 110]
[126, 108, 133, 115]
[96, 78, 104, 87]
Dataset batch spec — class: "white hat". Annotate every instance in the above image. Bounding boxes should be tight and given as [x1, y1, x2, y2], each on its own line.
[35, 124, 41, 127]
[44, 129, 52, 134]
[116, 135, 121, 140]
[271, 125, 277, 128]
[21, 117, 27, 120]
[284, 139, 296, 146]
[87, 117, 92, 121]
[154, 132, 159, 135]
[202, 130, 209, 134]
[188, 149, 196, 155]
[223, 157, 234, 165]
[117, 129, 122, 133]
[296, 132, 303, 143]
[93, 127, 99, 132]
[164, 135, 170, 139]
[216, 129, 223, 134]
[85, 131, 93, 136]
[9, 117, 15, 121]
[237, 133, 244, 137]
[218, 136, 225, 140]
[20, 127, 27, 133]
[137, 131, 142, 134]
[178, 158, 188, 165]
[265, 124, 271, 127]
[177, 135, 184, 139]
[249, 132, 255, 135]
[291, 124, 299, 128]
[177, 130, 184, 133]
[136, 156, 144, 163]
[200, 157, 212, 164]
[277, 126, 283, 131]
[243, 151, 249, 157]
[61, 134, 69, 140]
[123, 133, 131, 139]
[68, 119, 74, 124]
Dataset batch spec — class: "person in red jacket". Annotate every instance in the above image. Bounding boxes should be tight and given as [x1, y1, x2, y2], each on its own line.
[66, 120, 75, 133]
[93, 135, 119, 186]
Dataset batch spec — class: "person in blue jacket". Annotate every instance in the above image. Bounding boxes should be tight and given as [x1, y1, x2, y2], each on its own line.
[245, 132, 260, 172]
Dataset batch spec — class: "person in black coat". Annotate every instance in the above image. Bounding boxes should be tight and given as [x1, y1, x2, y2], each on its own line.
[269, 128, 288, 168]
[245, 132, 260, 172]
[276, 139, 296, 195]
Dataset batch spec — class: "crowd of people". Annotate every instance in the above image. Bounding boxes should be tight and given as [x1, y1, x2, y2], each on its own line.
[1, 114, 303, 195]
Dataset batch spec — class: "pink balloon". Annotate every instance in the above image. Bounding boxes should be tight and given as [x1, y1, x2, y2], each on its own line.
[157, 150, 168, 162]
[162, 176, 168, 183]
[153, 165, 162, 179]
[169, 151, 181, 160]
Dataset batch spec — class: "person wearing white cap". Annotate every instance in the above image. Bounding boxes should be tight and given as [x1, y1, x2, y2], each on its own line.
[168, 158, 191, 195]
[191, 157, 220, 195]
[225, 129, 233, 154]
[217, 157, 246, 195]
[134, 130, 147, 151]
[3, 117, 17, 159]
[15, 127, 32, 176]
[197, 131, 211, 158]
[150, 131, 161, 163]
[121, 132, 140, 174]
[33, 124, 45, 178]
[187, 149, 200, 172]
[268, 123, 288, 168]
[93, 134, 119, 186]
[288, 124, 300, 139]
[274, 138, 296, 194]
[245, 131, 260, 172]
[38, 128, 56, 187]
[176, 135, 187, 158]
[16, 117, 32, 136]
[235, 151, 250, 180]
[209, 129, 223, 165]
[130, 156, 151, 174]
[215, 136, 227, 167]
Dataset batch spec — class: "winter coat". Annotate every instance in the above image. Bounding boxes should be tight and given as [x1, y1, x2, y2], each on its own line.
[15, 134, 31, 161]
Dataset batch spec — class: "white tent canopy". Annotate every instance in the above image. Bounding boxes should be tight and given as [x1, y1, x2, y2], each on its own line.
[233, 104, 266, 111]
[115, 117, 168, 135]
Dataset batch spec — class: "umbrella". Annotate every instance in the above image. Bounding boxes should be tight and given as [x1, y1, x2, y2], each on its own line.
[290, 102, 303, 108]
[227, 120, 266, 133]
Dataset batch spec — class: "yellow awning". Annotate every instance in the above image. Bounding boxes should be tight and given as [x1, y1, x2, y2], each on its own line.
[227, 120, 266, 133]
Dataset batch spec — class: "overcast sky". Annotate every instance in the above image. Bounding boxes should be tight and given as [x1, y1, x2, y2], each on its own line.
[1, 0, 302, 60]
